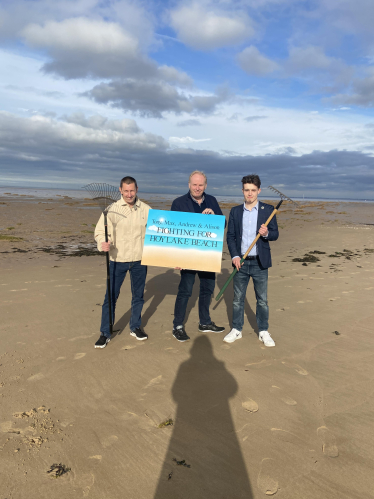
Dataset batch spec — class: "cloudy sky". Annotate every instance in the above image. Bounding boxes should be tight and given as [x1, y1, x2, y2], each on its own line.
[1, 0, 374, 199]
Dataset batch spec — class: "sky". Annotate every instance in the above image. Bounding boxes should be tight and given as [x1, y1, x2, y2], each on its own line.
[1, 0, 374, 199]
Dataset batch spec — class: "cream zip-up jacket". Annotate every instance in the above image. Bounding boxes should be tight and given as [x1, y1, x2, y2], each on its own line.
[94, 197, 151, 262]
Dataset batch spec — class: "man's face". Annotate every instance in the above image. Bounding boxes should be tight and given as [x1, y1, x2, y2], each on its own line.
[242, 183, 261, 204]
[119, 182, 138, 205]
[189, 174, 207, 199]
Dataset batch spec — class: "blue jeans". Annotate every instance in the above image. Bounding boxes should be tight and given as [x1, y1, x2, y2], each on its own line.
[100, 261, 147, 337]
[173, 270, 215, 328]
[232, 258, 269, 332]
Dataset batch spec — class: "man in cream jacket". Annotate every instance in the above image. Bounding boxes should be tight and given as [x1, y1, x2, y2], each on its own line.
[94, 176, 151, 348]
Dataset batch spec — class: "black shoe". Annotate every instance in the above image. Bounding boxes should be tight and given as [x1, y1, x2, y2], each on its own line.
[95, 335, 110, 348]
[198, 322, 225, 333]
[130, 327, 148, 341]
[173, 326, 190, 342]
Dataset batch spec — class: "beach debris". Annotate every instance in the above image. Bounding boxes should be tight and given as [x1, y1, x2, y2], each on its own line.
[292, 253, 320, 263]
[47, 463, 71, 478]
[0, 235, 23, 241]
[168, 471, 173, 480]
[158, 418, 174, 428]
[332, 331, 340, 335]
[37, 243, 101, 257]
[173, 458, 191, 468]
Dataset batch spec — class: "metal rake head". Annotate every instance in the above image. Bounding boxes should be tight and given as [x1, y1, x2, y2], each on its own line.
[83, 183, 122, 213]
[268, 186, 299, 206]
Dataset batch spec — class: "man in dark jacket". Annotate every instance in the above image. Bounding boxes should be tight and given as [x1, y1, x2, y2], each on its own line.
[224, 174, 279, 347]
[171, 171, 225, 342]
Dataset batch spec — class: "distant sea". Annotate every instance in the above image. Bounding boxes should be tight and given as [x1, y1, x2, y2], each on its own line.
[0, 186, 373, 203]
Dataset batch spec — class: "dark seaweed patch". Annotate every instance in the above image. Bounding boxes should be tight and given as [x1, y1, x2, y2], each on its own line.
[173, 458, 191, 468]
[47, 463, 71, 478]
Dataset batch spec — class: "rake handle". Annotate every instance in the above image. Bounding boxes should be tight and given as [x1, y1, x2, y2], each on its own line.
[215, 200, 283, 301]
[104, 211, 113, 336]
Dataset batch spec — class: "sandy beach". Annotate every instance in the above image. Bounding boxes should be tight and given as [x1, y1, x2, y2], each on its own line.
[1, 193, 374, 498]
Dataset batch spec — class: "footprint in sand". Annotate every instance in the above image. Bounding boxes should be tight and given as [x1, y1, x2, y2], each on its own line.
[27, 373, 44, 382]
[74, 471, 95, 497]
[281, 396, 297, 406]
[246, 359, 272, 369]
[317, 426, 339, 457]
[1, 421, 13, 432]
[121, 345, 136, 350]
[270, 386, 297, 405]
[329, 297, 340, 301]
[74, 353, 86, 360]
[257, 458, 279, 496]
[101, 435, 118, 448]
[221, 344, 231, 350]
[56, 357, 66, 361]
[282, 361, 308, 376]
[89, 455, 102, 460]
[145, 375, 162, 388]
[242, 399, 259, 413]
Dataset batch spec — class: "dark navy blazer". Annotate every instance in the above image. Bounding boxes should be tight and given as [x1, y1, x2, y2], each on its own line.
[226, 201, 279, 269]
[171, 192, 224, 219]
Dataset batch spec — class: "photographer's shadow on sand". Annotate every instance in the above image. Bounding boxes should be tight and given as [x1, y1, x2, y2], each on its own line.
[214, 267, 258, 334]
[113, 269, 199, 336]
[154, 336, 253, 499]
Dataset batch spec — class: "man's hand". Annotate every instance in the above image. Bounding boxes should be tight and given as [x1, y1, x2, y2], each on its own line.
[174, 267, 183, 270]
[258, 224, 269, 237]
[232, 257, 243, 271]
[202, 208, 214, 215]
[101, 241, 111, 252]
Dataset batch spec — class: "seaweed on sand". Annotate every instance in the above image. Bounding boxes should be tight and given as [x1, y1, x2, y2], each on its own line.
[47, 463, 71, 478]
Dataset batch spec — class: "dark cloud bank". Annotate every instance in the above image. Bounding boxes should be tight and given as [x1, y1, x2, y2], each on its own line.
[1, 113, 373, 199]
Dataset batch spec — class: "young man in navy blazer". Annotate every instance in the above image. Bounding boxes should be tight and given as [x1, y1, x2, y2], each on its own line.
[171, 171, 225, 342]
[224, 174, 279, 347]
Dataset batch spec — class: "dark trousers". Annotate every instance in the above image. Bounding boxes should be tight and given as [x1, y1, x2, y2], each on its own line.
[100, 260, 147, 338]
[173, 270, 215, 328]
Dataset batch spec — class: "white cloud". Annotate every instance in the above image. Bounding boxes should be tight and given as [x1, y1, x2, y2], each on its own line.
[21, 17, 191, 86]
[329, 70, 374, 107]
[237, 46, 279, 75]
[22, 17, 138, 55]
[85, 81, 229, 118]
[170, 3, 254, 50]
[61, 112, 141, 133]
[147, 225, 159, 232]
[0, 111, 168, 156]
[286, 46, 333, 72]
[169, 136, 211, 144]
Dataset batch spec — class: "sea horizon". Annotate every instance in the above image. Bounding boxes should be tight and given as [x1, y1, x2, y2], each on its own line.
[0, 185, 373, 204]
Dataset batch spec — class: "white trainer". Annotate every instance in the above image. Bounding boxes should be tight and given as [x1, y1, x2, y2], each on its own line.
[259, 331, 275, 347]
[223, 328, 242, 343]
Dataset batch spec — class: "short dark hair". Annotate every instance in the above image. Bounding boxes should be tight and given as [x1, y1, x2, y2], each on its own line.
[120, 176, 138, 188]
[241, 174, 261, 189]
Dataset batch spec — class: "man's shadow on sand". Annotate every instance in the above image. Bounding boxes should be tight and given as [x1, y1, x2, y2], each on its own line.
[154, 335, 253, 499]
[213, 267, 258, 333]
[113, 269, 200, 335]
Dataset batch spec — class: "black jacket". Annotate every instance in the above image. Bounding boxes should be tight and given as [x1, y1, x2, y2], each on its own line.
[171, 192, 224, 218]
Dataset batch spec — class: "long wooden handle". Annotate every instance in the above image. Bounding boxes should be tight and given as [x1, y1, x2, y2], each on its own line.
[215, 202, 282, 302]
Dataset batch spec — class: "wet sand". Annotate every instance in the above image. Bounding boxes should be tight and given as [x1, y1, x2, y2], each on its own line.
[1, 194, 374, 498]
